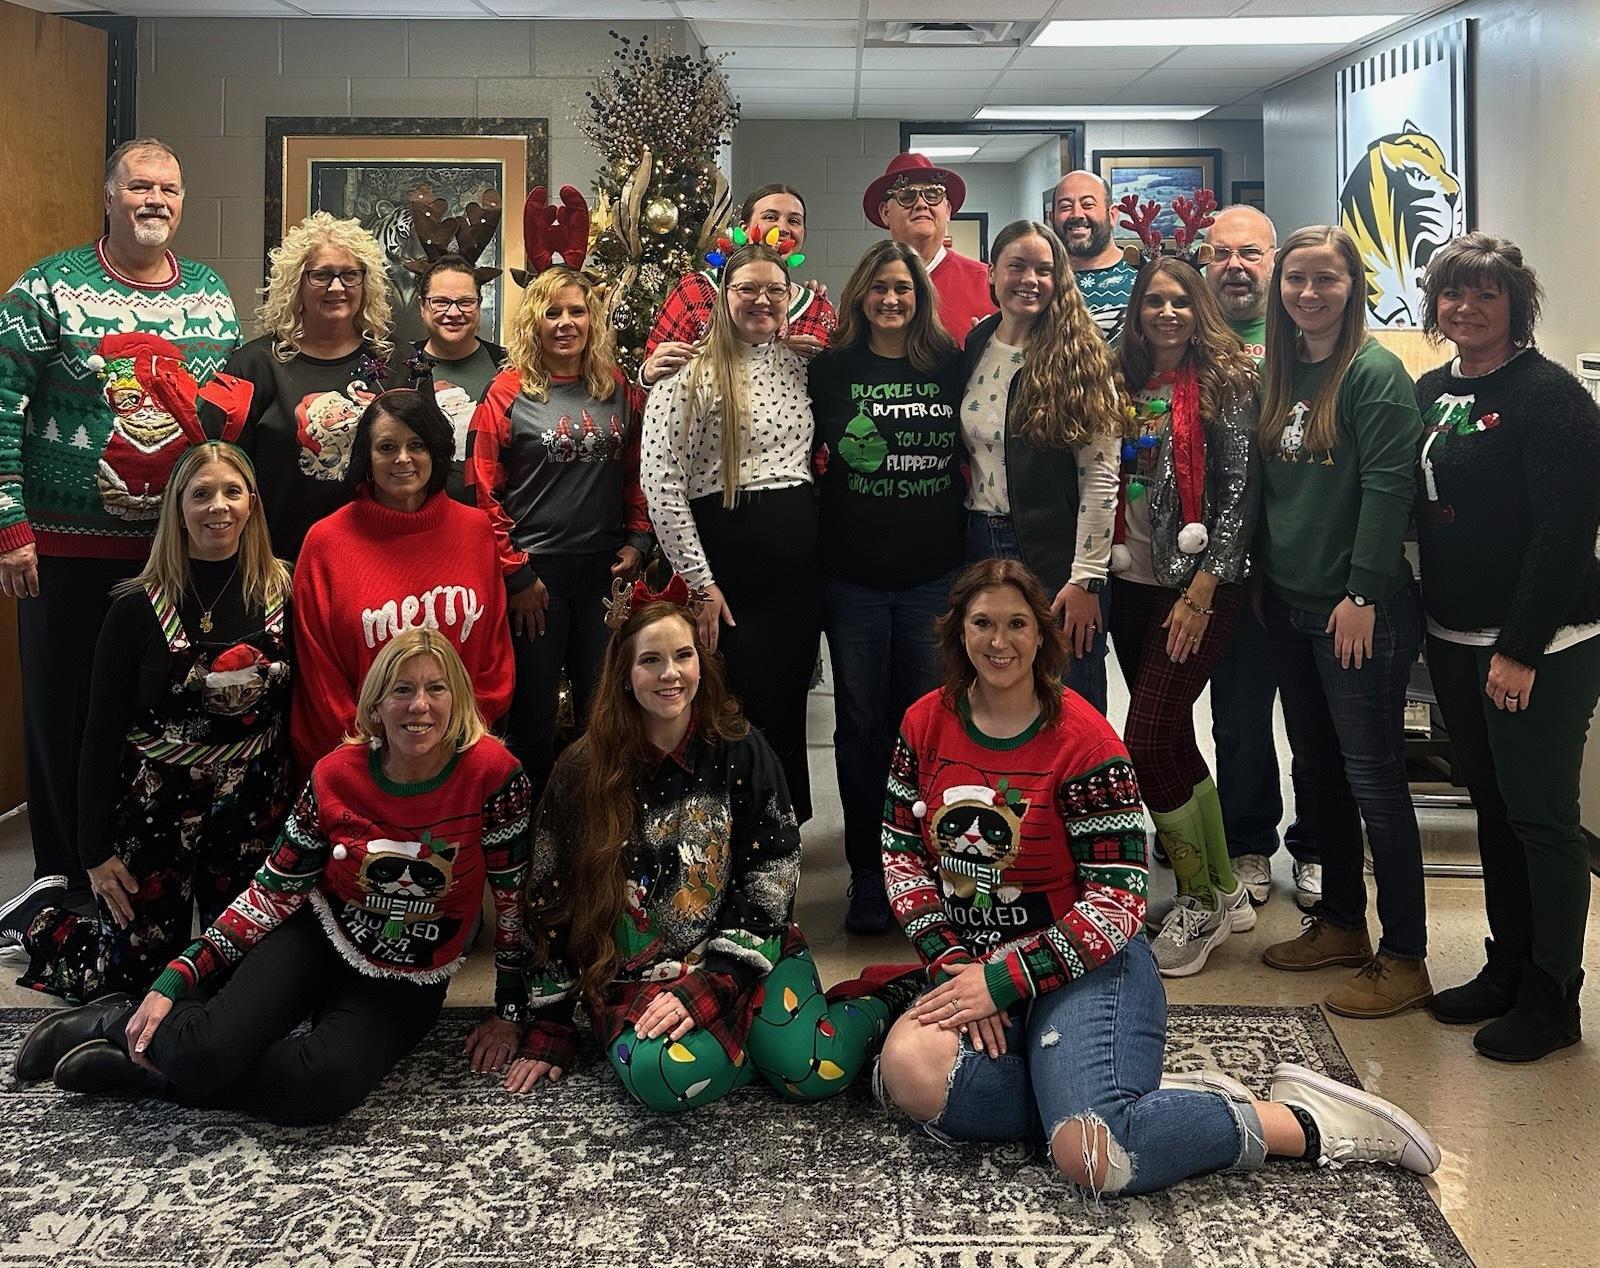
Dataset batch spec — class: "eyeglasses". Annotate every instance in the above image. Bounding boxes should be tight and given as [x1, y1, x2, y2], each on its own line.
[1212, 247, 1267, 264]
[423, 295, 480, 314]
[729, 283, 789, 302]
[304, 267, 367, 289]
[889, 183, 948, 209]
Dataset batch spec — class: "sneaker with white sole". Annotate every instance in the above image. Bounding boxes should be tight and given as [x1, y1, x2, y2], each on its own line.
[1233, 854, 1272, 905]
[1218, 878, 1256, 933]
[1151, 896, 1231, 978]
[1160, 1068, 1254, 1103]
[1269, 1062, 1441, 1174]
[1292, 861, 1323, 912]
[0, 875, 68, 951]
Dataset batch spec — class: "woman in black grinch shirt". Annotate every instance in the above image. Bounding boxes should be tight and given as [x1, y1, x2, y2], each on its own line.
[807, 241, 965, 933]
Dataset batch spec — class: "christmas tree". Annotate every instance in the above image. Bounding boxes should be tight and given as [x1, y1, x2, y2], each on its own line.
[581, 32, 740, 378]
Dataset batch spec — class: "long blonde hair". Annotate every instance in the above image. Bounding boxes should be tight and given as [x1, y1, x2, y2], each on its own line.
[259, 211, 394, 365]
[503, 267, 617, 403]
[684, 243, 788, 508]
[346, 629, 488, 753]
[1259, 224, 1369, 456]
[991, 221, 1122, 447]
[117, 443, 289, 612]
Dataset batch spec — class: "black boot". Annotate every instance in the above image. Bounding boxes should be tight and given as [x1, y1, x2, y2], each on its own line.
[12, 993, 137, 1083]
[1428, 938, 1520, 1024]
[1474, 964, 1582, 1063]
[51, 1039, 171, 1098]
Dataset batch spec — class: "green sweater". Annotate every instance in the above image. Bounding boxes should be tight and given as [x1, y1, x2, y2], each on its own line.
[0, 241, 239, 557]
[1256, 338, 1419, 613]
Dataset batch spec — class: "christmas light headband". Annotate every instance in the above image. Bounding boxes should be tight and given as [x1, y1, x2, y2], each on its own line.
[403, 182, 503, 284]
[603, 574, 711, 631]
[1117, 189, 1217, 271]
[706, 224, 804, 271]
[512, 185, 592, 287]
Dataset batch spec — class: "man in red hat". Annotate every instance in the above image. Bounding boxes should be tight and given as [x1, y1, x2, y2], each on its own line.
[864, 153, 995, 348]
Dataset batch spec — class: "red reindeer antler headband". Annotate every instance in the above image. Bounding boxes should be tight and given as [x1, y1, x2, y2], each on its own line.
[603, 574, 710, 630]
[1118, 189, 1217, 270]
[512, 185, 591, 286]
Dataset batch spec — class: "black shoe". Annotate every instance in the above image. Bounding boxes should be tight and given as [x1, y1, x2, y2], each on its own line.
[0, 875, 68, 949]
[1474, 964, 1582, 1063]
[845, 870, 892, 934]
[52, 1039, 170, 1098]
[1429, 937, 1520, 1025]
[13, 993, 138, 1082]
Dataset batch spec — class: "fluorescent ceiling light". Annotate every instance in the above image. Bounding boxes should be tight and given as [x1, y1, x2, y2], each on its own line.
[916, 146, 980, 158]
[976, 105, 1214, 121]
[1035, 16, 1403, 46]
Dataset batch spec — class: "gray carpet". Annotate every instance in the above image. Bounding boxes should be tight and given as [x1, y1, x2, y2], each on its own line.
[0, 1004, 1473, 1268]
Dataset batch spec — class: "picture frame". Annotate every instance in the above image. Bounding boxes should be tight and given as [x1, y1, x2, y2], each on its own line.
[265, 117, 549, 348]
[1091, 149, 1223, 241]
[1231, 180, 1266, 212]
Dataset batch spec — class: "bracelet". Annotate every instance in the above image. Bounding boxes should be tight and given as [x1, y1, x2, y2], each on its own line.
[1180, 593, 1215, 617]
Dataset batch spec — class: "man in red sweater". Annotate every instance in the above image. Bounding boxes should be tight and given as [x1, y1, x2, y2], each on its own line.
[864, 153, 995, 347]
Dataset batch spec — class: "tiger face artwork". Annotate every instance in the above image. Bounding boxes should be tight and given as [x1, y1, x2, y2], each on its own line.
[1338, 121, 1464, 327]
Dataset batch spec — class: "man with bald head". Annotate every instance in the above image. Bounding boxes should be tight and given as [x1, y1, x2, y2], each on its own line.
[1206, 203, 1277, 356]
[1051, 169, 1139, 342]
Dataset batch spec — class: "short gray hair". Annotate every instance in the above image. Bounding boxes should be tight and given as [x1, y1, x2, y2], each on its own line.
[104, 138, 183, 196]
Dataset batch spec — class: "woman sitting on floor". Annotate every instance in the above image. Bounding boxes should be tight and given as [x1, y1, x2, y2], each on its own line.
[873, 557, 1441, 1194]
[15, 631, 532, 1124]
[504, 576, 910, 1111]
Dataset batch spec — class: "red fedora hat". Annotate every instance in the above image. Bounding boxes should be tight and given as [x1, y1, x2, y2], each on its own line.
[863, 152, 967, 228]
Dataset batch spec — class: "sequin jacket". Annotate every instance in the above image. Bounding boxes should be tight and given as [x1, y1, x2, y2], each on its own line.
[1140, 391, 1259, 588]
[520, 726, 803, 1069]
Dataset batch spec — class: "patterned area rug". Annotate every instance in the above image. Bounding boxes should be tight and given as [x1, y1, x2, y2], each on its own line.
[0, 1004, 1472, 1268]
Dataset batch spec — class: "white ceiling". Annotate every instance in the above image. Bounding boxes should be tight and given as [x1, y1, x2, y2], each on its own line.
[15, 0, 1442, 120]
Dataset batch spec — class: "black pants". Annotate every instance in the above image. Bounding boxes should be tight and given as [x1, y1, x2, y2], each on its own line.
[141, 909, 447, 1125]
[691, 484, 820, 823]
[18, 555, 140, 901]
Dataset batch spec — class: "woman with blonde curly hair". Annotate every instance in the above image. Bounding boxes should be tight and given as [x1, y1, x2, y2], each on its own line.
[465, 265, 650, 799]
[959, 220, 1122, 712]
[229, 211, 396, 558]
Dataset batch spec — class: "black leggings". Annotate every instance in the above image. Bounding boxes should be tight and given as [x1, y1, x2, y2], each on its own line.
[141, 909, 447, 1125]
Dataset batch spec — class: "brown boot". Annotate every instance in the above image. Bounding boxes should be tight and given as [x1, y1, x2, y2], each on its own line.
[1262, 917, 1372, 971]
[1324, 954, 1434, 1019]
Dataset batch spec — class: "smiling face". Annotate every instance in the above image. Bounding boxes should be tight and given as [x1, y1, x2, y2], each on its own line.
[962, 584, 1042, 694]
[745, 192, 807, 251]
[628, 615, 701, 728]
[725, 259, 788, 343]
[180, 458, 252, 561]
[863, 259, 916, 337]
[1051, 173, 1114, 261]
[1436, 278, 1514, 363]
[105, 148, 184, 257]
[419, 266, 481, 355]
[367, 409, 433, 511]
[881, 180, 951, 254]
[300, 244, 366, 334]
[1279, 243, 1354, 345]
[989, 234, 1057, 327]
[538, 282, 591, 374]
[374, 654, 453, 763]
[1137, 270, 1197, 363]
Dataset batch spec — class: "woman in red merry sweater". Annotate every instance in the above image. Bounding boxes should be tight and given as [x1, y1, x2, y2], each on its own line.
[873, 558, 1440, 1194]
[15, 631, 533, 1123]
[290, 387, 513, 771]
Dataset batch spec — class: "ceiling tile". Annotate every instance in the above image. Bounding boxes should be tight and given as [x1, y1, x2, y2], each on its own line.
[860, 46, 1016, 70]
[1157, 42, 1347, 70]
[680, 0, 862, 17]
[726, 67, 858, 90]
[1103, 82, 1242, 105]
[867, 0, 1055, 16]
[1011, 44, 1180, 70]
[978, 85, 1122, 106]
[693, 19, 859, 47]
[291, 0, 488, 12]
[1233, 0, 1422, 13]
[482, 1, 673, 13]
[709, 45, 858, 70]
[741, 104, 857, 118]
[107, 0, 298, 11]
[856, 68, 1002, 89]
[991, 67, 1156, 92]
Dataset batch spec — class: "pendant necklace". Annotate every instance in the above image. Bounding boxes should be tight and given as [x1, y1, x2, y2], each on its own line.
[189, 558, 241, 634]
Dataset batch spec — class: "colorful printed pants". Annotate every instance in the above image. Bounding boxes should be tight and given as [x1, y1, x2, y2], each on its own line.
[607, 951, 890, 1113]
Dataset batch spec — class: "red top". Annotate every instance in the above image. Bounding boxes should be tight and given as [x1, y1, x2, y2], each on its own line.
[930, 250, 997, 348]
[644, 271, 836, 359]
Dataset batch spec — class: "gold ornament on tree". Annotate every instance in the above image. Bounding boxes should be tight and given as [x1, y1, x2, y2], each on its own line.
[643, 197, 680, 235]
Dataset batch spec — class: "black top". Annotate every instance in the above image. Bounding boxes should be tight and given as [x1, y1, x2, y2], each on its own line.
[1415, 348, 1600, 664]
[410, 337, 507, 507]
[808, 342, 967, 589]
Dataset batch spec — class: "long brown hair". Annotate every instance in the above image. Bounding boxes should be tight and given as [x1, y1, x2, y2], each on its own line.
[1259, 224, 1368, 456]
[528, 603, 748, 1007]
[832, 239, 956, 375]
[989, 220, 1122, 448]
[1118, 257, 1258, 421]
[935, 559, 1069, 728]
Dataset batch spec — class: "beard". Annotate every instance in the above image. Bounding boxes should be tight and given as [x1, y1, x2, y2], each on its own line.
[1215, 269, 1266, 319]
[131, 215, 172, 247]
[1057, 214, 1113, 260]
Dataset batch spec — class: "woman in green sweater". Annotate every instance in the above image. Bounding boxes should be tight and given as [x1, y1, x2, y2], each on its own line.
[1254, 225, 1429, 1019]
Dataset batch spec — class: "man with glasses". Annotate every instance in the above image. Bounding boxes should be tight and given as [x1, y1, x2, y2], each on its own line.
[1051, 170, 1139, 343]
[864, 153, 995, 347]
[0, 137, 239, 941]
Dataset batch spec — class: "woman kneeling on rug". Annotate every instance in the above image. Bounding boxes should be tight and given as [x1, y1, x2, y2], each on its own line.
[874, 558, 1441, 1193]
[15, 631, 533, 1124]
[505, 576, 908, 1111]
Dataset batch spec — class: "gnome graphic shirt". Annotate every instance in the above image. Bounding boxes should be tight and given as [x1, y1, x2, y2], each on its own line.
[808, 344, 966, 588]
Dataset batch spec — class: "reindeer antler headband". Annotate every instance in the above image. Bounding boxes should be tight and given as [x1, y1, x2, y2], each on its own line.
[403, 182, 504, 284]
[512, 185, 592, 286]
[603, 575, 710, 631]
[1118, 188, 1217, 271]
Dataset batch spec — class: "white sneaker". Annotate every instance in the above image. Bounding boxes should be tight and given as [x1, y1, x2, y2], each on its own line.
[1218, 878, 1257, 932]
[1292, 861, 1323, 911]
[1269, 1062, 1440, 1174]
[1151, 897, 1231, 978]
[1160, 1068, 1253, 1103]
[1233, 854, 1272, 905]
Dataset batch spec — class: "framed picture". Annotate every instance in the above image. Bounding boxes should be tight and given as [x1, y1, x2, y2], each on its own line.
[1336, 18, 1473, 328]
[1091, 149, 1223, 242]
[1231, 180, 1266, 212]
[266, 117, 549, 348]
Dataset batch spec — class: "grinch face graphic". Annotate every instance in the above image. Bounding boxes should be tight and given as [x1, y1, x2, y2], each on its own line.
[838, 408, 888, 474]
[933, 780, 1029, 907]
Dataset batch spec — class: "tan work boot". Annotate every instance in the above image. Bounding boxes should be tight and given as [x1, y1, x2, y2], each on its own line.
[1262, 917, 1372, 971]
[1324, 954, 1434, 1019]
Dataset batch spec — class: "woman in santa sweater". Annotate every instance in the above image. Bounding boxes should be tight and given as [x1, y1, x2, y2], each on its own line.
[874, 558, 1441, 1194]
[16, 631, 533, 1123]
[290, 386, 513, 772]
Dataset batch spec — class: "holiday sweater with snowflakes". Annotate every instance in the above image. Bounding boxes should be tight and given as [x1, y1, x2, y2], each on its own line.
[883, 687, 1148, 1007]
[152, 738, 533, 1019]
[0, 242, 238, 556]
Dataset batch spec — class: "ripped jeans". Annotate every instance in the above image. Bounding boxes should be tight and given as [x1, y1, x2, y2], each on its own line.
[916, 935, 1267, 1195]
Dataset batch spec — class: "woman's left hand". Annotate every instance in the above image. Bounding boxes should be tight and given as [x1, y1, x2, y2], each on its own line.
[611, 545, 644, 583]
[1052, 581, 1102, 659]
[909, 961, 1000, 1030]
[1163, 596, 1210, 663]
[464, 1017, 523, 1073]
[1325, 597, 1376, 669]
[635, 989, 696, 1041]
[1486, 652, 1536, 712]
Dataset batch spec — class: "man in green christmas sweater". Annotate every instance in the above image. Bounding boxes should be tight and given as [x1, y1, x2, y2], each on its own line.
[0, 138, 239, 936]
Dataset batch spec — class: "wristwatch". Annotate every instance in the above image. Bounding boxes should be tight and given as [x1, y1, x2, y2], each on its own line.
[1081, 578, 1106, 594]
[1346, 591, 1371, 607]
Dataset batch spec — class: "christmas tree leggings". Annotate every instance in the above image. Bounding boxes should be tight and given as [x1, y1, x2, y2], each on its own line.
[606, 949, 890, 1113]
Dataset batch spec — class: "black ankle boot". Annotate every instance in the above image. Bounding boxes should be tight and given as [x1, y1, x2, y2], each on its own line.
[1429, 938, 1520, 1024]
[13, 993, 137, 1082]
[1474, 964, 1582, 1062]
[52, 1039, 172, 1098]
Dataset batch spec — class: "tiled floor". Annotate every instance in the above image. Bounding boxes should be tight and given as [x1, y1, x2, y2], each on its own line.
[3, 665, 1596, 1268]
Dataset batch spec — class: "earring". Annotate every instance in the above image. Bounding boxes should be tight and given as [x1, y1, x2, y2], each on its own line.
[368, 734, 383, 750]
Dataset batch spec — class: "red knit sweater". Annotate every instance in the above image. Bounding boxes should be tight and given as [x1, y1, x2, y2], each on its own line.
[291, 490, 513, 771]
[930, 251, 997, 349]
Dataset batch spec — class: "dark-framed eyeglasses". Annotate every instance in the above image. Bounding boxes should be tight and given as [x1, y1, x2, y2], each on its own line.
[729, 283, 789, 302]
[1211, 247, 1267, 264]
[423, 295, 480, 314]
[304, 267, 367, 289]
[890, 183, 948, 209]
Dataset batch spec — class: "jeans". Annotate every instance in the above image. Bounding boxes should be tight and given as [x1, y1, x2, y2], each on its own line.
[822, 570, 954, 875]
[965, 511, 1109, 714]
[911, 935, 1266, 1195]
[1263, 588, 1426, 959]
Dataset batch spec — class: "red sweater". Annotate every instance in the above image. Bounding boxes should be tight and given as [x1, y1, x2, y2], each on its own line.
[291, 490, 513, 771]
[931, 251, 997, 349]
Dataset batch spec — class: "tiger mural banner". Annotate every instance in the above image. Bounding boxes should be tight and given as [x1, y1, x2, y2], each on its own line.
[1335, 19, 1472, 329]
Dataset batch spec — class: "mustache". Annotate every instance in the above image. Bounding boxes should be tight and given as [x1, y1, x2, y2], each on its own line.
[1060, 216, 1093, 231]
